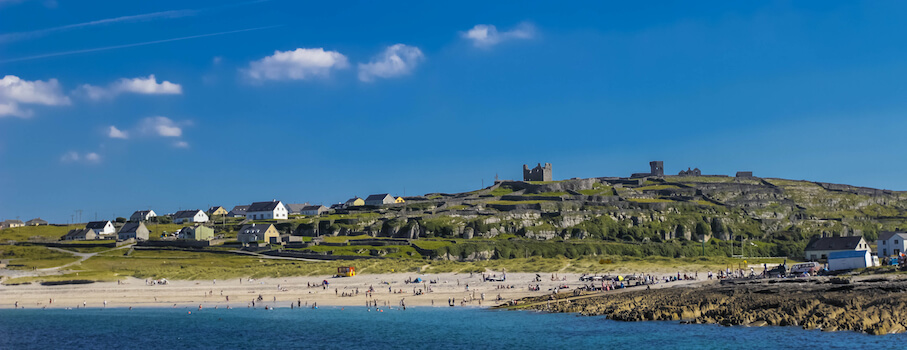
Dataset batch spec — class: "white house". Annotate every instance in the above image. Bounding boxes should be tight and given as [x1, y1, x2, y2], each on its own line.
[246, 201, 288, 220]
[877, 232, 907, 258]
[173, 210, 209, 224]
[365, 193, 395, 206]
[804, 236, 870, 261]
[1, 219, 24, 229]
[85, 220, 115, 237]
[130, 210, 157, 222]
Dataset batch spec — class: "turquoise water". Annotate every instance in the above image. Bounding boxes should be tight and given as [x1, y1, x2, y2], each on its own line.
[0, 307, 899, 349]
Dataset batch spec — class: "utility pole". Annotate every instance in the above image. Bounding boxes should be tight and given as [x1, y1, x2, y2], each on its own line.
[76, 209, 83, 223]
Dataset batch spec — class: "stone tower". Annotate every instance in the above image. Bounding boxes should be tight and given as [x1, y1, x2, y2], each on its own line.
[523, 163, 552, 182]
[649, 161, 664, 177]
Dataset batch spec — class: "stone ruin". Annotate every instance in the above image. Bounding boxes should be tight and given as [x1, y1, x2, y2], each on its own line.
[523, 163, 552, 182]
[678, 167, 701, 176]
[736, 171, 754, 178]
[631, 160, 664, 178]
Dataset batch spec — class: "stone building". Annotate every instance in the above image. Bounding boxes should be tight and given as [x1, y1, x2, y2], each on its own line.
[631, 161, 665, 178]
[678, 167, 701, 176]
[736, 171, 754, 178]
[523, 163, 552, 182]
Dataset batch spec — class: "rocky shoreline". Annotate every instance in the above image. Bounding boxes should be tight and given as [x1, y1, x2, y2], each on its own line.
[509, 276, 907, 335]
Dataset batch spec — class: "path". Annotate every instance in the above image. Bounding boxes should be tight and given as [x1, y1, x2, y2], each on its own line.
[0, 244, 135, 279]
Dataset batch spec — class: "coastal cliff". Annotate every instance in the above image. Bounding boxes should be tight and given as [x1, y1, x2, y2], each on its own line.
[511, 277, 907, 335]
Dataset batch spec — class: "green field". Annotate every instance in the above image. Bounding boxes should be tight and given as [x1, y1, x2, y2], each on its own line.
[0, 245, 80, 269]
[0, 225, 81, 242]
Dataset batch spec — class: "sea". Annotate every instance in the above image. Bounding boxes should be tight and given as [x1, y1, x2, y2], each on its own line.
[0, 307, 900, 349]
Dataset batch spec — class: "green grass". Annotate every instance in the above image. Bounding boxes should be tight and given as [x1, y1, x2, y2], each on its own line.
[0, 245, 80, 269]
[0, 225, 81, 242]
[411, 240, 454, 250]
[320, 234, 375, 243]
[578, 184, 614, 196]
[446, 205, 470, 211]
[489, 187, 515, 196]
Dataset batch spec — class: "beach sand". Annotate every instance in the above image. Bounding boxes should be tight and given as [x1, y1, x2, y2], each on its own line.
[0, 271, 703, 310]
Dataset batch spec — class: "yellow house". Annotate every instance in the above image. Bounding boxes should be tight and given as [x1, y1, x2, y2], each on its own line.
[238, 223, 280, 244]
[395, 197, 405, 204]
[207, 206, 228, 216]
[345, 197, 365, 207]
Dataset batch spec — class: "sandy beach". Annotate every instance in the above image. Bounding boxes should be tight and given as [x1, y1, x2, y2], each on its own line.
[0, 271, 703, 310]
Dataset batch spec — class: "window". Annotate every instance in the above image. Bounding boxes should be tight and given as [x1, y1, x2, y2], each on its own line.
[896, 240, 900, 244]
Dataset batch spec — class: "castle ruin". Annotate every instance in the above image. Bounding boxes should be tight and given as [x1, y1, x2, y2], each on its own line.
[523, 163, 552, 182]
[631, 160, 665, 178]
[678, 167, 701, 176]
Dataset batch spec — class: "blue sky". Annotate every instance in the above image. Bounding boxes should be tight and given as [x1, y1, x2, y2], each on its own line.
[2, 0, 906, 223]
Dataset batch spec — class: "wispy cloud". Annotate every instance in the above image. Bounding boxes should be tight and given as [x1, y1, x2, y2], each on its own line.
[108, 126, 128, 139]
[358, 44, 425, 82]
[108, 116, 191, 148]
[78, 75, 182, 100]
[60, 151, 101, 164]
[0, 25, 281, 64]
[0, 75, 70, 118]
[138, 116, 184, 137]
[462, 22, 535, 48]
[0, 9, 196, 43]
[244, 48, 349, 81]
[0, 1, 271, 44]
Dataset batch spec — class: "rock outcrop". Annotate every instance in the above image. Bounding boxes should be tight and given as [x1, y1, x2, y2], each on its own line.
[515, 277, 907, 335]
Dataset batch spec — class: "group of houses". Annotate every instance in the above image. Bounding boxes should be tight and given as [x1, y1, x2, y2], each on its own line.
[330, 193, 405, 210]
[803, 233, 907, 271]
[62, 220, 150, 241]
[1, 218, 48, 229]
[53, 197, 381, 245]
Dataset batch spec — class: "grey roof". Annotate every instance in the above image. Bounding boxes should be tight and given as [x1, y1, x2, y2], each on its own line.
[173, 210, 202, 219]
[301, 205, 327, 211]
[238, 223, 274, 235]
[878, 231, 907, 241]
[4, 219, 24, 224]
[285, 203, 310, 213]
[26, 218, 47, 224]
[366, 193, 393, 201]
[118, 222, 144, 233]
[63, 228, 93, 239]
[132, 210, 153, 216]
[345, 197, 362, 204]
[207, 206, 225, 212]
[229, 205, 249, 213]
[248, 201, 281, 212]
[85, 221, 111, 229]
[805, 236, 865, 251]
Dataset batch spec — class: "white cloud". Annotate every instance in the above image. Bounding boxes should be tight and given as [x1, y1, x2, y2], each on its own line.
[84, 152, 101, 163]
[245, 48, 349, 81]
[462, 22, 535, 48]
[108, 125, 129, 139]
[357, 44, 424, 82]
[77, 74, 182, 100]
[139, 116, 182, 137]
[60, 151, 80, 163]
[0, 75, 70, 118]
[174, 140, 189, 148]
[60, 151, 101, 164]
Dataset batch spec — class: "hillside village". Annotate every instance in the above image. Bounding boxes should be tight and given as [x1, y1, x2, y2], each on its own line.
[3, 161, 907, 271]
